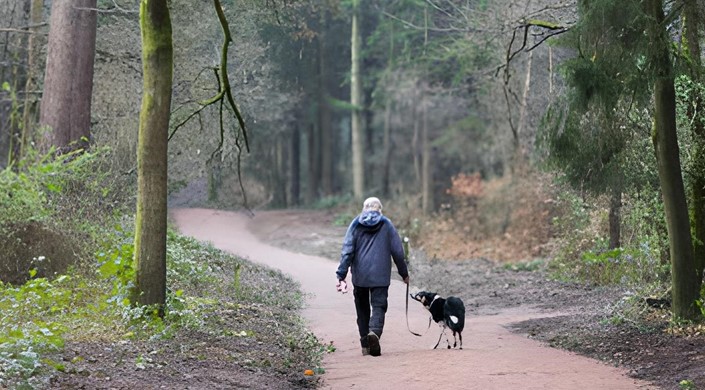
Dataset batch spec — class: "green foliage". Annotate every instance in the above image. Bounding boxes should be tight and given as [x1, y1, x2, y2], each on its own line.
[539, 101, 627, 195]
[0, 165, 49, 224]
[679, 379, 696, 390]
[504, 259, 544, 272]
[97, 238, 136, 305]
[0, 274, 85, 388]
[548, 188, 668, 291]
[556, 0, 651, 111]
[675, 74, 705, 184]
[312, 194, 353, 210]
[0, 146, 129, 231]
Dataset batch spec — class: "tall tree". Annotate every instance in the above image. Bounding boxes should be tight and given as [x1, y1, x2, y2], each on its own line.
[318, 15, 334, 196]
[683, 0, 705, 283]
[132, 0, 173, 312]
[350, 0, 364, 201]
[647, 0, 699, 320]
[40, 0, 97, 151]
[19, 0, 44, 160]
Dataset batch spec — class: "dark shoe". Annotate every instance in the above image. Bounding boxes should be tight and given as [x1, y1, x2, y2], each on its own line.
[367, 332, 381, 356]
[361, 347, 370, 356]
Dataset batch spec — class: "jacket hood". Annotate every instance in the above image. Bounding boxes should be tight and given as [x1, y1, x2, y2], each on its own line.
[358, 210, 383, 228]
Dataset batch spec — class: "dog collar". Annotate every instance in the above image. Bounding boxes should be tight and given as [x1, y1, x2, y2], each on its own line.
[430, 295, 442, 306]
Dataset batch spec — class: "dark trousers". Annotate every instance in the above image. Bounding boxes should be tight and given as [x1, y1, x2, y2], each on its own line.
[353, 285, 389, 347]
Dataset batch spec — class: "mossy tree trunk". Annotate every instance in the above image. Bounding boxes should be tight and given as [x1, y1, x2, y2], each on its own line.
[647, 0, 700, 321]
[132, 0, 173, 314]
[683, 0, 705, 285]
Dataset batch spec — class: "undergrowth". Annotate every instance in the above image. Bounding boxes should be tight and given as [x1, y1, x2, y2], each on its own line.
[0, 148, 322, 388]
[546, 187, 683, 325]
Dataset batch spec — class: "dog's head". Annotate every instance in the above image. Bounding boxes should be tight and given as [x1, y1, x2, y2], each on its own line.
[410, 291, 438, 309]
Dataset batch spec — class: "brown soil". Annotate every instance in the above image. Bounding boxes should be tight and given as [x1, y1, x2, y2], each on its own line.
[0, 221, 79, 285]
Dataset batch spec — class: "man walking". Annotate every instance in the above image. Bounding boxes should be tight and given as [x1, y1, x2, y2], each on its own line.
[336, 197, 409, 356]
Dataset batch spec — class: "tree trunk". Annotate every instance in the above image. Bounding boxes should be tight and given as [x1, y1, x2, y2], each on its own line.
[647, 0, 700, 320]
[318, 27, 333, 196]
[272, 137, 287, 207]
[40, 0, 97, 152]
[306, 121, 320, 204]
[412, 86, 421, 188]
[290, 124, 300, 206]
[421, 83, 433, 214]
[350, 0, 364, 201]
[132, 0, 173, 314]
[514, 50, 532, 173]
[381, 27, 394, 197]
[684, 0, 705, 284]
[381, 100, 392, 197]
[608, 186, 621, 249]
[19, 0, 44, 159]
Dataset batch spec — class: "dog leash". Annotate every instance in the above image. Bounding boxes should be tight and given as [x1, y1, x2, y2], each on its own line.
[405, 283, 431, 337]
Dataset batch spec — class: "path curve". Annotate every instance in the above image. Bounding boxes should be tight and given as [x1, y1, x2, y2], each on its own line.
[171, 208, 655, 390]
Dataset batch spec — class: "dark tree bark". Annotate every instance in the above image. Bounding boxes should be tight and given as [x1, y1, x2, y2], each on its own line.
[683, 0, 705, 284]
[290, 124, 300, 206]
[647, 0, 700, 320]
[317, 26, 333, 196]
[381, 100, 392, 197]
[40, 0, 97, 152]
[19, 0, 44, 160]
[608, 187, 622, 249]
[132, 0, 173, 313]
[306, 121, 320, 204]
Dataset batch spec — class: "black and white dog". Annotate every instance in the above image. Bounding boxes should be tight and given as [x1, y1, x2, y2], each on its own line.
[411, 291, 465, 349]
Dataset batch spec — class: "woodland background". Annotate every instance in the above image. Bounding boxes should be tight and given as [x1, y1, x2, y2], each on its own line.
[1, 0, 705, 387]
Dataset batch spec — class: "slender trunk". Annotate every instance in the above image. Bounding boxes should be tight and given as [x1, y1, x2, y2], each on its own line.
[684, 0, 705, 283]
[290, 124, 300, 206]
[40, 0, 97, 152]
[306, 121, 320, 204]
[549, 46, 553, 94]
[381, 26, 394, 197]
[514, 50, 532, 173]
[647, 0, 699, 320]
[133, 0, 173, 313]
[20, 0, 43, 159]
[412, 86, 420, 188]
[381, 101, 392, 197]
[318, 24, 333, 196]
[608, 185, 622, 249]
[272, 137, 287, 207]
[421, 83, 433, 214]
[350, 0, 364, 201]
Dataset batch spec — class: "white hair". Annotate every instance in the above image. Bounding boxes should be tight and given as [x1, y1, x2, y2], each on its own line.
[362, 197, 383, 212]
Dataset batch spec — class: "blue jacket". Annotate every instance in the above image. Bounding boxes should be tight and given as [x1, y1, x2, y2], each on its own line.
[336, 211, 408, 287]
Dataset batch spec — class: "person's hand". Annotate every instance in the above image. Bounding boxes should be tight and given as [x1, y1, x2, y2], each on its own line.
[336, 279, 348, 294]
[403, 276, 409, 285]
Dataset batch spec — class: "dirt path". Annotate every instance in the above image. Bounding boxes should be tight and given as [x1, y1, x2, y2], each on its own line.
[172, 208, 656, 389]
